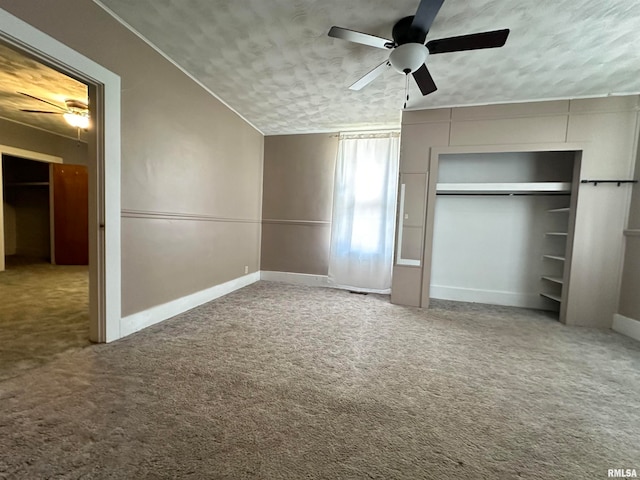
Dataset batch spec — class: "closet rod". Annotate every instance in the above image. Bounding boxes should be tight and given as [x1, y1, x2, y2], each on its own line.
[580, 179, 638, 187]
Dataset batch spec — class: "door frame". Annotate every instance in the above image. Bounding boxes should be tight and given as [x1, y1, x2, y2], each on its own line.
[0, 8, 121, 342]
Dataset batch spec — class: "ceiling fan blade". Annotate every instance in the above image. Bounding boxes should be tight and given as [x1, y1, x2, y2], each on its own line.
[18, 91, 68, 111]
[426, 29, 510, 54]
[412, 64, 437, 96]
[20, 109, 64, 114]
[349, 60, 391, 91]
[411, 0, 445, 35]
[328, 26, 393, 50]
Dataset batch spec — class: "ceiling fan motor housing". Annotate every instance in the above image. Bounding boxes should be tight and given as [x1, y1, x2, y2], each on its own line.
[392, 16, 428, 45]
[389, 43, 428, 74]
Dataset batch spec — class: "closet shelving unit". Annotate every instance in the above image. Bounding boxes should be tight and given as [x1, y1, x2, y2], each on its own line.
[429, 150, 577, 319]
[540, 205, 572, 308]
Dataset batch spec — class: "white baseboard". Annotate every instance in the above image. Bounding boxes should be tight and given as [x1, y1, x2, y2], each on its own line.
[260, 270, 330, 287]
[612, 314, 640, 342]
[260, 271, 391, 294]
[260, 270, 329, 287]
[120, 272, 260, 339]
[430, 285, 547, 309]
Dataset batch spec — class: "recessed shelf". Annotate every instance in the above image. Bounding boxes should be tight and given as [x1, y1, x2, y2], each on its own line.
[542, 276, 564, 285]
[548, 207, 570, 213]
[540, 292, 562, 302]
[436, 182, 572, 194]
[543, 255, 565, 261]
[545, 232, 568, 236]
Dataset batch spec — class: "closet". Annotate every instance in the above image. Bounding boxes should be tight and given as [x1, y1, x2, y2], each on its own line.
[2, 155, 51, 260]
[430, 150, 578, 319]
[2, 154, 88, 266]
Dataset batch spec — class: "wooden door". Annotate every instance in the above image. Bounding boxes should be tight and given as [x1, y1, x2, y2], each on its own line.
[52, 164, 88, 265]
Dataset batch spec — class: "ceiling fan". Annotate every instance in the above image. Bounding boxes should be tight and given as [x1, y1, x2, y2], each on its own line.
[18, 91, 90, 129]
[328, 0, 510, 97]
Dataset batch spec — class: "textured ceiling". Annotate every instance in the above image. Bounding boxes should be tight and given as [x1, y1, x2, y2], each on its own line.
[99, 0, 640, 135]
[0, 42, 88, 140]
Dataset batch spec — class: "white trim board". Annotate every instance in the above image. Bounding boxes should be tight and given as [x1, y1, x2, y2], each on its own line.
[121, 272, 260, 338]
[260, 271, 391, 294]
[612, 314, 640, 342]
[0, 145, 63, 164]
[430, 285, 551, 310]
[260, 271, 330, 287]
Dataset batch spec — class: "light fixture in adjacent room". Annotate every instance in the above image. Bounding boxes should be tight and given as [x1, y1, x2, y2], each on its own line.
[63, 111, 90, 129]
[18, 92, 90, 130]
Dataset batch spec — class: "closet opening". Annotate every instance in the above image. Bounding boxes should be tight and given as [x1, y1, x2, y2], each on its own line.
[426, 149, 581, 322]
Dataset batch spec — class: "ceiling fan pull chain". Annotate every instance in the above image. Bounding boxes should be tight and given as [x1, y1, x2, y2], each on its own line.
[403, 72, 409, 109]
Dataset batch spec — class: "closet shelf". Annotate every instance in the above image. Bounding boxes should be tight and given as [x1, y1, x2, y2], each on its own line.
[548, 207, 570, 213]
[540, 292, 562, 302]
[436, 182, 571, 194]
[545, 232, 568, 236]
[5, 181, 49, 187]
[543, 254, 565, 261]
[542, 276, 564, 285]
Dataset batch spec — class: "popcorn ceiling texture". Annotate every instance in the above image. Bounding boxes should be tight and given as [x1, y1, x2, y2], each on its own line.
[97, 0, 640, 135]
[0, 43, 88, 139]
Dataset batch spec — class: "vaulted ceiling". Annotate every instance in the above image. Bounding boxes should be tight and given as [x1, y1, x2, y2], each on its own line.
[96, 0, 640, 135]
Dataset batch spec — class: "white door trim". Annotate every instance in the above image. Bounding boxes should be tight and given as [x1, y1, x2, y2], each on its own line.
[0, 7, 122, 342]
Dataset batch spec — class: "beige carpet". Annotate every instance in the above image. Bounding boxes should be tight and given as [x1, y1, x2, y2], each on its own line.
[0, 281, 639, 479]
[0, 256, 89, 382]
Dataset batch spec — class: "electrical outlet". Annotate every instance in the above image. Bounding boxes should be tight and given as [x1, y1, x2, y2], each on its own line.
[244, 265, 249, 274]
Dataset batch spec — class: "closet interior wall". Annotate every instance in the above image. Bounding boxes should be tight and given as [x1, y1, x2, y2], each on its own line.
[430, 151, 577, 318]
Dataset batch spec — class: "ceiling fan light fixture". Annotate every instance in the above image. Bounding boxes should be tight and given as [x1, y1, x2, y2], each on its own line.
[63, 112, 89, 129]
[389, 43, 428, 74]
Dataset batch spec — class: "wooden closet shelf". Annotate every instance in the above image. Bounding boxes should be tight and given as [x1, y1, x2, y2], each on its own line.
[540, 292, 562, 302]
[541, 276, 564, 285]
[543, 255, 565, 261]
[5, 181, 49, 187]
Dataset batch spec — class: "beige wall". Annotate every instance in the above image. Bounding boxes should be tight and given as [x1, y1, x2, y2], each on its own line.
[0, 1, 264, 316]
[618, 131, 640, 321]
[0, 118, 88, 166]
[261, 133, 338, 275]
[396, 96, 640, 328]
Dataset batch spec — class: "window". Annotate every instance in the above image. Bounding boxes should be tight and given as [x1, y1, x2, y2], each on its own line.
[328, 132, 400, 292]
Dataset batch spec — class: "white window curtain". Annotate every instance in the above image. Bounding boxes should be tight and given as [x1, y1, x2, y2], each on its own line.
[328, 132, 400, 293]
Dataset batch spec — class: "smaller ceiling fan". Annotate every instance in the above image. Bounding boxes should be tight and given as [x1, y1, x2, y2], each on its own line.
[328, 0, 510, 97]
[18, 91, 90, 129]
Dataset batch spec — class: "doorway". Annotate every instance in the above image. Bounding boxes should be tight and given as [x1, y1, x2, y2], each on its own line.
[0, 8, 121, 343]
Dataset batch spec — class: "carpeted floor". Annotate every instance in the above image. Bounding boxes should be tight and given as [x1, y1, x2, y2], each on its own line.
[1, 281, 639, 479]
[0, 256, 90, 382]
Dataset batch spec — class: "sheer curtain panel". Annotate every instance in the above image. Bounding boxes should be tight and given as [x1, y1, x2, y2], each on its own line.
[328, 132, 400, 293]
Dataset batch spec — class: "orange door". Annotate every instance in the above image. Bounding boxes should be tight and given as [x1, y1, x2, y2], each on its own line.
[52, 164, 88, 265]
